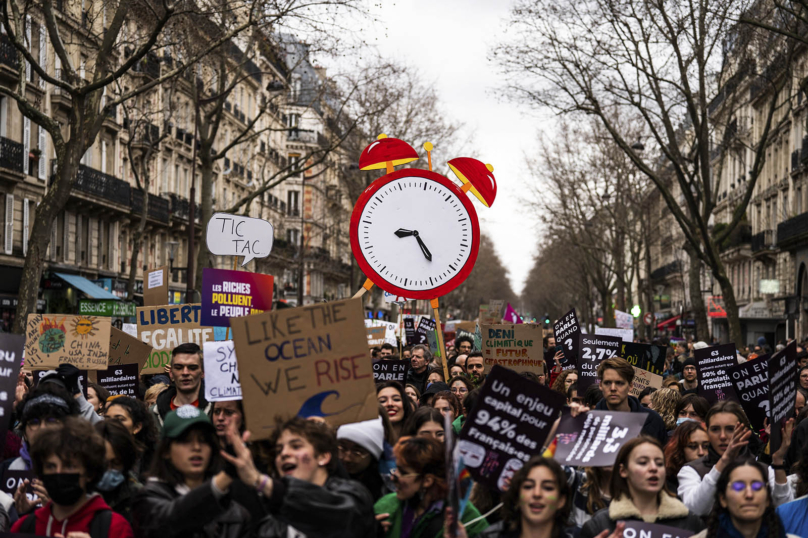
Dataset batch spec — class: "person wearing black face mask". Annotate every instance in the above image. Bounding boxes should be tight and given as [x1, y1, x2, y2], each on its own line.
[11, 417, 134, 537]
[94, 420, 142, 524]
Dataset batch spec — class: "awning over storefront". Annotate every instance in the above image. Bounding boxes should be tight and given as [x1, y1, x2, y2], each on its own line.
[54, 273, 120, 300]
[656, 315, 681, 330]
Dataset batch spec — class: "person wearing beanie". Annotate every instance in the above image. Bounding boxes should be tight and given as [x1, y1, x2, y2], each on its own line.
[337, 418, 387, 501]
[679, 357, 698, 394]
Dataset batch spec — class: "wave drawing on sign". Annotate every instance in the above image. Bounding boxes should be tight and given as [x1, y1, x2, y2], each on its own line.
[38, 317, 66, 354]
[297, 390, 363, 419]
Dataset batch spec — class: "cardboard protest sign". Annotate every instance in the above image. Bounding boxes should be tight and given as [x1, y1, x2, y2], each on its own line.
[108, 328, 152, 372]
[372, 360, 409, 383]
[144, 266, 169, 307]
[623, 521, 694, 538]
[489, 300, 504, 321]
[768, 342, 797, 453]
[137, 304, 215, 374]
[577, 334, 621, 390]
[206, 213, 274, 266]
[96, 364, 139, 398]
[0, 334, 22, 454]
[729, 359, 770, 432]
[230, 298, 378, 439]
[203, 341, 241, 402]
[553, 309, 580, 368]
[200, 268, 274, 327]
[595, 327, 633, 343]
[403, 317, 416, 345]
[365, 319, 398, 346]
[620, 342, 667, 375]
[629, 367, 663, 398]
[482, 324, 545, 375]
[458, 365, 565, 491]
[425, 328, 441, 357]
[455, 321, 477, 334]
[696, 343, 738, 403]
[366, 327, 386, 348]
[25, 315, 111, 370]
[554, 410, 647, 467]
[615, 310, 634, 330]
[479, 304, 499, 326]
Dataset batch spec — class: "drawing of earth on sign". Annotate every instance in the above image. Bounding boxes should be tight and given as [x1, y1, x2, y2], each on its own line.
[297, 391, 362, 418]
[70, 316, 100, 339]
[38, 317, 66, 354]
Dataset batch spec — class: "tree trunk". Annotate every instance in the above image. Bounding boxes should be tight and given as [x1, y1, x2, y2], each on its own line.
[600, 288, 615, 328]
[128, 172, 150, 300]
[194, 156, 215, 292]
[685, 243, 710, 341]
[716, 271, 743, 346]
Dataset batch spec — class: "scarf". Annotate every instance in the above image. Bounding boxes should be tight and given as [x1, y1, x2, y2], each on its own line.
[19, 441, 32, 470]
[717, 512, 785, 538]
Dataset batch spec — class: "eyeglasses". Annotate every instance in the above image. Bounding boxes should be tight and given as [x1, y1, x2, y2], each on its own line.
[451, 387, 468, 394]
[27, 417, 60, 429]
[391, 467, 420, 480]
[730, 481, 765, 492]
[338, 444, 370, 458]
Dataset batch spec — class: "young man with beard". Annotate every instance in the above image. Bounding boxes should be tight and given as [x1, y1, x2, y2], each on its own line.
[466, 352, 486, 387]
[679, 358, 699, 395]
[152, 343, 211, 427]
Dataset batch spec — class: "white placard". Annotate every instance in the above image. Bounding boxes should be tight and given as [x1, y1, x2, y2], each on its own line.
[147, 269, 163, 289]
[203, 340, 241, 402]
[205, 212, 274, 266]
[595, 327, 633, 342]
[122, 323, 138, 337]
[383, 291, 412, 303]
[615, 310, 634, 330]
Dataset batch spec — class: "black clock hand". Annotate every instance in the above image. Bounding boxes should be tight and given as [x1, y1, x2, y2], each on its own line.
[394, 228, 414, 238]
[415, 235, 432, 261]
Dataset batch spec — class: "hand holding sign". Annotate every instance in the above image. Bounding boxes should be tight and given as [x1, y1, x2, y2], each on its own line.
[206, 213, 274, 266]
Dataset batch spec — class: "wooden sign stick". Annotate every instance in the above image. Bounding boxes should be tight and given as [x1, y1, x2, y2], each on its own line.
[431, 298, 449, 381]
[225, 255, 238, 341]
[352, 278, 374, 299]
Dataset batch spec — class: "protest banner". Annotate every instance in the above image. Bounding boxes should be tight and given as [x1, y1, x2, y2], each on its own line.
[768, 342, 797, 453]
[695, 343, 738, 403]
[143, 266, 169, 307]
[366, 327, 386, 348]
[595, 327, 633, 343]
[417, 318, 436, 346]
[458, 365, 565, 491]
[728, 359, 770, 432]
[623, 521, 694, 538]
[0, 334, 22, 454]
[25, 315, 111, 370]
[137, 304, 215, 374]
[620, 342, 667, 375]
[205, 213, 274, 266]
[203, 341, 241, 402]
[554, 410, 647, 466]
[577, 334, 621, 390]
[481, 324, 545, 375]
[372, 360, 410, 383]
[200, 268, 274, 327]
[96, 364, 139, 398]
[230, 298, 378, 439]
[108, 327, 152, 372]
[403, 317, 416, 345]
[365, 319, 398, 346]
[629, 367, 663, 398]
[554, 308, 580, 368]
[615, 310, 634, 330]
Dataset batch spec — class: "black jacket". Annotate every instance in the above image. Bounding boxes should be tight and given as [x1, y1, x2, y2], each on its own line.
[131, 479, 250, 538]
[257, 476, 375, 538]
[480, 521, 574, 538]
[595, 395, 668, 447]
[152, 383, 212, 426]
[406, 368, 430, 395]
[579, 495, 704, 538]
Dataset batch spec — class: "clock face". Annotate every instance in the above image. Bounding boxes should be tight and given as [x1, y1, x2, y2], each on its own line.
[350, 169, 480, 299]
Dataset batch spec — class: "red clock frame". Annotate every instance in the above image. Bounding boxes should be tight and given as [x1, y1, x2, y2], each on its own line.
[350, 168, 481, 300]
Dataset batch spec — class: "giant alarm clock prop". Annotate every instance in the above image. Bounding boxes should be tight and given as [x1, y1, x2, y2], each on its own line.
[349, 134, 497, 379]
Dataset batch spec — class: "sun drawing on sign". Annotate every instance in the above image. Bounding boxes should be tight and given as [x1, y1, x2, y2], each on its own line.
[69, 316, 99, 339]
[38, 316, 66, 354]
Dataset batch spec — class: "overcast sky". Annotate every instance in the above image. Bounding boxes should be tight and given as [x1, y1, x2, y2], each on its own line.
[348, 0, 545, 299]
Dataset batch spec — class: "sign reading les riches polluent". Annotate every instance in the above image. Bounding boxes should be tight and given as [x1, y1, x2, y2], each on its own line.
[137, 304, 215, 374]
[200, 268, 274, 328]
[768, 342, 797, 454]
[553, 308, 580, 369]
[695, 343, 738, 404]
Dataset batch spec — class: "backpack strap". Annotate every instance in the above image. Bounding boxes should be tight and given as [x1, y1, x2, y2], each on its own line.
[89, 509, 112, 538]
[18, 512, 36, 533]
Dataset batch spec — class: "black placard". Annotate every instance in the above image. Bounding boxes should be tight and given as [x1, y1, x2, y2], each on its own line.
[372, 360, 410, 383]
[553, 308, 580, 368]
[623, 521, 694, 538]
[620, 342, 667, 375]
[0, 469, 36, 502]
[458, 365, 565, 491]
[769, 342, 797, 454]
[728, 358, 770, 432]
[0, 334, 22, 454]
[416, 318, 435, 346]
[96, 363, 139, 399]
[578, 334, 621, 390]
[695, 343, 738, 403]
[404, 317, 416, 345]
[31, 368, 88, 398]
[554, 410, 647, 467]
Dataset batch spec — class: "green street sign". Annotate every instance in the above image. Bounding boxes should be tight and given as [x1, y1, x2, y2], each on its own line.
[78, 300, 136, 317]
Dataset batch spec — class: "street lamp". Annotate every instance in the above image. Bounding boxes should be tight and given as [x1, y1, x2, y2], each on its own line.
[166, 241, 179, 272]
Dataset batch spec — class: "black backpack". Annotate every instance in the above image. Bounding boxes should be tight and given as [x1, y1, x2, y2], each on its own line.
[18, 508, 111, 538]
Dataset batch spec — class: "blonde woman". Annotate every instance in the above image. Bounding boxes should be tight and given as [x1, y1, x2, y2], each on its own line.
[651, 387, 682, 431]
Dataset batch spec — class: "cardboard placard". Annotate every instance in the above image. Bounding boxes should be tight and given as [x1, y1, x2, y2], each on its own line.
[623, 521, 694, 538]
[479, 305, 498, 326]
[554, 410, 647, 467]
[620, 342, 667, 375]
[458, 365, 565, 491]
[230, 298, 378, 439]
[96, 364, 139, 398]
[629, 367, 663, 398]
[144, 266, 169, 307]
[203, 341, 241, 402]
[108, 327, 152, 372]
[595, 327, 633, 343]
[366, 327, 386, 348]
[482, 324, 545, 375]
[578, 334, 621, 390]
[25, 315, 111, 370]
[728, 359, 770, 432]
[372, 360, 409, 383]
[696, 343, 738, 403]
[365, 320, 398, 346]
[200, 268, 274, 327]
[553, 309, 580, 368]
[137, 304, 215, 374]
[0, 334, 22, 454]
[768, 342, 797, 453]
[206, 213, 274, 266]
[615, 310, 634, 330]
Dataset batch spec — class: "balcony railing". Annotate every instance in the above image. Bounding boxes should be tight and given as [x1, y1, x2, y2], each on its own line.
[778, 212, 808, 247]
[131, 191, 169, 223]
[73, 165, 131, 207]
[650, 260, 682, 281]
[0, 34, 19, 71]
[793, 150, 800, 171]
[132, 53, 160, 79]
[168, 193, 200, 223]
[751, 229, 777, 252]
[0, 137, 24, 174]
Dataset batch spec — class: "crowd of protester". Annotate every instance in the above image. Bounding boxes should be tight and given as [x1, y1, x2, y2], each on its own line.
[0, 332, 806, 538]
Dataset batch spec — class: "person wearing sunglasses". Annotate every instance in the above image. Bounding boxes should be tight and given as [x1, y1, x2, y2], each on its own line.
[693, 458, 797, 538]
